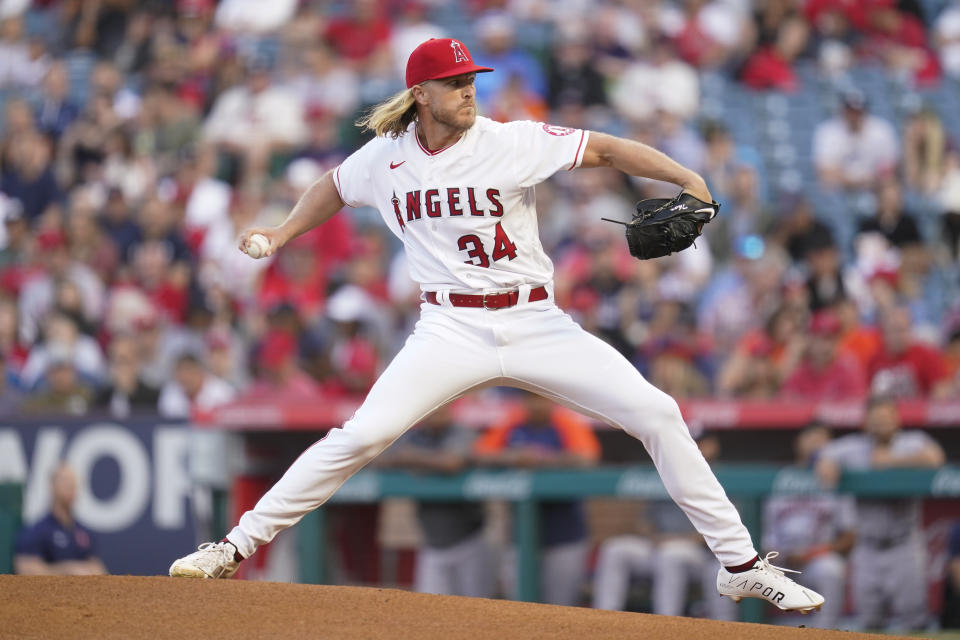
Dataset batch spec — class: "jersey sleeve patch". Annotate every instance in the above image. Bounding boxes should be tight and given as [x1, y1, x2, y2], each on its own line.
[541, 123, 576, 136]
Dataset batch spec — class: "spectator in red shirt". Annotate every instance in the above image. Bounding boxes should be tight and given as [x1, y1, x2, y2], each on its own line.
[863, 6, 940, 86]
[256, 233, 329, 322]
[323, 0, 392, 71]
[782, 310, 867, 399]
[945, 325, 960, 394]
[246, 329, 319, 401]
[868, 306, 951, 398]
[324, 286, 382, 397]
[718, 304, 805, 397]
[834, 297, 881, 370]
[740, 14, 808, 92]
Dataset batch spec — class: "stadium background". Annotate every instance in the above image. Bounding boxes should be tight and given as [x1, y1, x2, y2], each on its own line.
[0, 0, 959, 634]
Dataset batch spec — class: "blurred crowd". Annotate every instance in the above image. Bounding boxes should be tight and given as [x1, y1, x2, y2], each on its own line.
[0, 0, 959, 419]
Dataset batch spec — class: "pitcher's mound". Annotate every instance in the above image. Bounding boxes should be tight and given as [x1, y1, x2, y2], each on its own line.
[0, 575, 911, 639]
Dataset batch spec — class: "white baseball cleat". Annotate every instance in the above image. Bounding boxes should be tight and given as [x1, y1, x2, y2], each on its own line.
[169, 541, 241, 579]
[717, 552, 825, 613]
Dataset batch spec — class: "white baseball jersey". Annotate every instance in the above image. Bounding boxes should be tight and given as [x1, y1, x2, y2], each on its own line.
[333, 116, 589, 292]
[226, 116, 763, 578]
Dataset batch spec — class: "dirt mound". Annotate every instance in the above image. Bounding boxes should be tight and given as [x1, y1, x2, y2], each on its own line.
[0, 576, 914, 639]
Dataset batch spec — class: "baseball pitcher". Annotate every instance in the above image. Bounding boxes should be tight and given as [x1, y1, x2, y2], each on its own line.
[170, 38, 823, 614]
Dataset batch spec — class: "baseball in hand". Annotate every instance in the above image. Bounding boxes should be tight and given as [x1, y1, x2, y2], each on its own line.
[245, 233, 270, 259]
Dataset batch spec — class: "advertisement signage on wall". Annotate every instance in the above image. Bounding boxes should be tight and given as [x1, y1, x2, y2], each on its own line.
[0, 418, 195, 576]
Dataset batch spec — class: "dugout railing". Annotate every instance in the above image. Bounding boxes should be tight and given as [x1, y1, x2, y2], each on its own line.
[287, 465, 960, 623]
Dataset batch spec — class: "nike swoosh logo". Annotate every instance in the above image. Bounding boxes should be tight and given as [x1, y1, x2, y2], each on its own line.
[390, 161, 405, 169]
[694, 207, 716, 214]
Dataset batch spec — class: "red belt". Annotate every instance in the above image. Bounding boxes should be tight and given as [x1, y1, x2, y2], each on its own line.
[424, 286, 548, 310]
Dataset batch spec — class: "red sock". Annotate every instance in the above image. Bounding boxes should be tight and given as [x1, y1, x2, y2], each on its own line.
[724, 554, 759, 573]
[221, 537, 245, 562]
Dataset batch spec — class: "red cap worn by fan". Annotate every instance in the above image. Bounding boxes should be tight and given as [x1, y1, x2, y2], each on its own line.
[405, 38, 494, 88]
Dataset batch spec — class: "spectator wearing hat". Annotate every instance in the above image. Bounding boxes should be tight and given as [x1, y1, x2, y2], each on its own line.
[246, 329, 319, 401]
[21, 345, 94, 416]
[782, 310, 867, 399]
[20, 311, 106, 391]
[718, 304, 806, 398]
[204, 327, 248, 392]
[324, 285, 382, 398]
[868, 306, 951, 399]
[639, 301, 712, 399]
[812, 90, 898, 192]
[646, 336, 710, 399]
[18, 228, 104, 344]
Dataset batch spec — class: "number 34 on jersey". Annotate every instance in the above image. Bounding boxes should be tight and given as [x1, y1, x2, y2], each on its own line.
[391, 186, 519, 268]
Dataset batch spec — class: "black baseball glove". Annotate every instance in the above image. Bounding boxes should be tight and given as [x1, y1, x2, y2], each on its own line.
[602, 192, 720, 260]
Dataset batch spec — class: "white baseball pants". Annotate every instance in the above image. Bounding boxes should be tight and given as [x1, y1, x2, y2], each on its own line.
[851, 536, 927, 631]
[501, 540, 591, 606]
[227, 296, 757, 567]
[797, 552, 847, 629]
[414, 532, 493, 598]
[592, 535, 737, 619]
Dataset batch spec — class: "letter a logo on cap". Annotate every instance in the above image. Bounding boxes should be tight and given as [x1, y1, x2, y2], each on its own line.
[451, 40, 468, 63]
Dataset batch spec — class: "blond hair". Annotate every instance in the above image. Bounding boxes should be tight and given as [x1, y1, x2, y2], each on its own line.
[356, 88, 418, 138]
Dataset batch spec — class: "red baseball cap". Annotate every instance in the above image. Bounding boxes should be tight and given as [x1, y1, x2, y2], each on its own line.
[809, 310, 841, 337]
[405, 38, 493, 88]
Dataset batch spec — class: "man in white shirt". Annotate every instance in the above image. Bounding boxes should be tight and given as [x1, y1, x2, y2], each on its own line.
[812, 90, 899, 192]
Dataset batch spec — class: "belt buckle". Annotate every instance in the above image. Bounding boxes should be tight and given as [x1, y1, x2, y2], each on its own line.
[482, 292, 500, 310]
